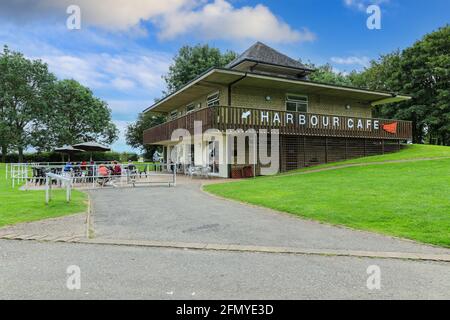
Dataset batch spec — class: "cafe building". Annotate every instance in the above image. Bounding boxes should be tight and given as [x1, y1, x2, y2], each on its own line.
[143, 42, 412, 178]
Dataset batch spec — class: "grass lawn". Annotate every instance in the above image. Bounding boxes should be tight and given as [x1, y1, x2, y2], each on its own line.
[205, 145, 450, 247]
[0, 163, 87, 228]
[287, 144, 450, 174]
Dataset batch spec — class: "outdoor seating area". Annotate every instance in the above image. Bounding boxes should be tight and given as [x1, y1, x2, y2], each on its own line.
[7, 161, 176, 190]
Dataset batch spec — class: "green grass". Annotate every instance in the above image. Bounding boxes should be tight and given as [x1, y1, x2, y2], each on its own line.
[287, 144, 450, 174]
[0, 163, 87, 227]
[205, 145, 450, 247]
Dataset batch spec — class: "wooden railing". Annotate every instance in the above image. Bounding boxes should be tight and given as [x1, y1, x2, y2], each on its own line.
[143, 105, 413, 144]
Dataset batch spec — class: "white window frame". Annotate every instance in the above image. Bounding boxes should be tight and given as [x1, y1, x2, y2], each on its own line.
[186, 103, 195, 114]
[207, 91, 220, 107]
[169, 110, 178, 120]
[286, 94, 308, 113]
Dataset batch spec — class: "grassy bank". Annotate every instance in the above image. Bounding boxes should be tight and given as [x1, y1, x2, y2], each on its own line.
[286, 144, 450, 174]
[0, 163, 87, 227]
[205, 145, 450, 247]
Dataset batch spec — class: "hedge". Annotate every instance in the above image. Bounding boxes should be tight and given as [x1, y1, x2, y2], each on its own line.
[1, 151, 139, 163]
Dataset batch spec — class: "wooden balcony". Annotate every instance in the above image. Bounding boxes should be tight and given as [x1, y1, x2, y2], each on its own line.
[143, 105, 413, 144]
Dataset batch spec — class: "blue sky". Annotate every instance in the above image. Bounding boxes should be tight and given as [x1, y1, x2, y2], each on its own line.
[0, 0, 448, 152]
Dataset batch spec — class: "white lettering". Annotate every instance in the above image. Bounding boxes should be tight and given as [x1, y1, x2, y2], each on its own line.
[366, 119, 372, 129]
[273, 113, 280, 124]
[357, 119, 364, 129]
[286, 113, 293, 124]
[333, 116, 340, 127]
[66, 265, 81, 290]
[310, 115, 318, 126]
[374, 120, 380, 130]
[299, 114, 306, 125]
[261, 112, 269, 123]
[367, 5, 382, 30]
[322, 116, 330, 127]
[366, 265, 381, 290]
[66, 5, 81, 30]
[348, 118, 354, 129]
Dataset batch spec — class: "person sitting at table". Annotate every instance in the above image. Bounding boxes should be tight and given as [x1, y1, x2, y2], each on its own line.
[113, 161, 122, 176]
[98, 164, 110, 186]
[63, 162, 73, 172]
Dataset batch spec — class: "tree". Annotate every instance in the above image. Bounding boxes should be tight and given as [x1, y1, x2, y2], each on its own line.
[126, 44, 237, 154]
[305, 62, 354, 86]
[0, 46, 56, 161]
[35, 79, 118, 149]
[399, 25, 450, 145]
[163, 44, 237, 94]
[125, 111, 165, 158]
[350, 25, 450, 144]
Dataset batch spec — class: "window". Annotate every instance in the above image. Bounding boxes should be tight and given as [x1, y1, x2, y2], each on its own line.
[170, 110, 178, 120]
[286, 94, 308, 112]
[207, 92, 220, 107]
[186, 104, 195, 114]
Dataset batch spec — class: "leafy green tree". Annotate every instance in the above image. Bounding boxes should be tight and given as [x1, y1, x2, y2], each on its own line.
[399, 25, 450, 145]
[306, 62, 354, 86]
[163, 44, 237, 94]
[125, 111, 165, 158]
[350, 25, 449, 144]
[0, 46, 56, 162]
[127, 44, 236, 154]
[35, 79, 118, 149]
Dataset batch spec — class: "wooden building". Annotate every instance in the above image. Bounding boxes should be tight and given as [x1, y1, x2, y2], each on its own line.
[143, 42, 412, 177]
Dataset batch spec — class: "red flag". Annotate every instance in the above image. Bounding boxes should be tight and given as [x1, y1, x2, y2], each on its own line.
[383, 122, 398, 134]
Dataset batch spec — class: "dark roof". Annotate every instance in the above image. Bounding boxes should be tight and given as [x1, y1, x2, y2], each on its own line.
[226, 41, 311, 71]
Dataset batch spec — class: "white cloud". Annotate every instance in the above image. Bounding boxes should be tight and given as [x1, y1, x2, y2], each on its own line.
[157, 0, 315, 43]
[343, 0, 390, 11]
[37, 51, 171, 96]
[0, 0, 313, 44]
[331, 56, 370, 68]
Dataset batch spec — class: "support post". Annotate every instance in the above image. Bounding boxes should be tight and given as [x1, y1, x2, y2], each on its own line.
[45, 176, 50, 205]
[66, 182, 71, 203]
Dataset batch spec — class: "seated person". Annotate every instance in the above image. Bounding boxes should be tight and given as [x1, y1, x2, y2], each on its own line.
[113, 161, 122, 176]
[63, 162, 73, 172]
[81, 161, 87, 171]
[97, 164, 111, 186]
[98, 164, 109, 177]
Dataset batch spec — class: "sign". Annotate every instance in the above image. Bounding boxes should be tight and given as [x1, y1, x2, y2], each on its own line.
[242, 110, 384, 132]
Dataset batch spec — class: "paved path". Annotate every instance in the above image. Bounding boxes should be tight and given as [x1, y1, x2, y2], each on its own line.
[89, 183, 450, 255]
[1, 239, 450, 299]
[0, 213, 87, 241]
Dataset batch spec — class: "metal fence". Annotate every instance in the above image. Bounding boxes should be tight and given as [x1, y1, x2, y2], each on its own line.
[7, 162, 177, 189]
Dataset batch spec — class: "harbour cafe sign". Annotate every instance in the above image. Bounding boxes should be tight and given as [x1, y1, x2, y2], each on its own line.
[242, 110, 397, 134]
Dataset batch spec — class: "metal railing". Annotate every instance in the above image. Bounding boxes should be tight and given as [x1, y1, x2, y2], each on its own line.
[7, 162, 177, 189]
[45, 172, 72, 204]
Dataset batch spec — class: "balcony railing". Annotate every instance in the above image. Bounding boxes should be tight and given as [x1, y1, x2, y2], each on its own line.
[143, 105, 413, 144]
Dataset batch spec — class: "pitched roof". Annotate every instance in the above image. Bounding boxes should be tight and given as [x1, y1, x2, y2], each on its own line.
[226, 41, 310, 71]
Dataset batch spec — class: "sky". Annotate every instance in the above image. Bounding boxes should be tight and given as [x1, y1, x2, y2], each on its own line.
[0, 0, 448, 152]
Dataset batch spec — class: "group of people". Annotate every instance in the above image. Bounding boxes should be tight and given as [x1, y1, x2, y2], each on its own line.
[62, 160, 123, 178]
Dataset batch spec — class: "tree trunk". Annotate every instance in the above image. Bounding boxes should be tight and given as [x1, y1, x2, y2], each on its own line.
[1, 144, 6, 163]
[18, 146, 24, 163]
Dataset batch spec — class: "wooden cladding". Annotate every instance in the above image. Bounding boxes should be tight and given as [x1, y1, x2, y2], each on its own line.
[143, 105, 412, 144]
[143, 107, 215, 144]
[280, 136, 403, 172]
